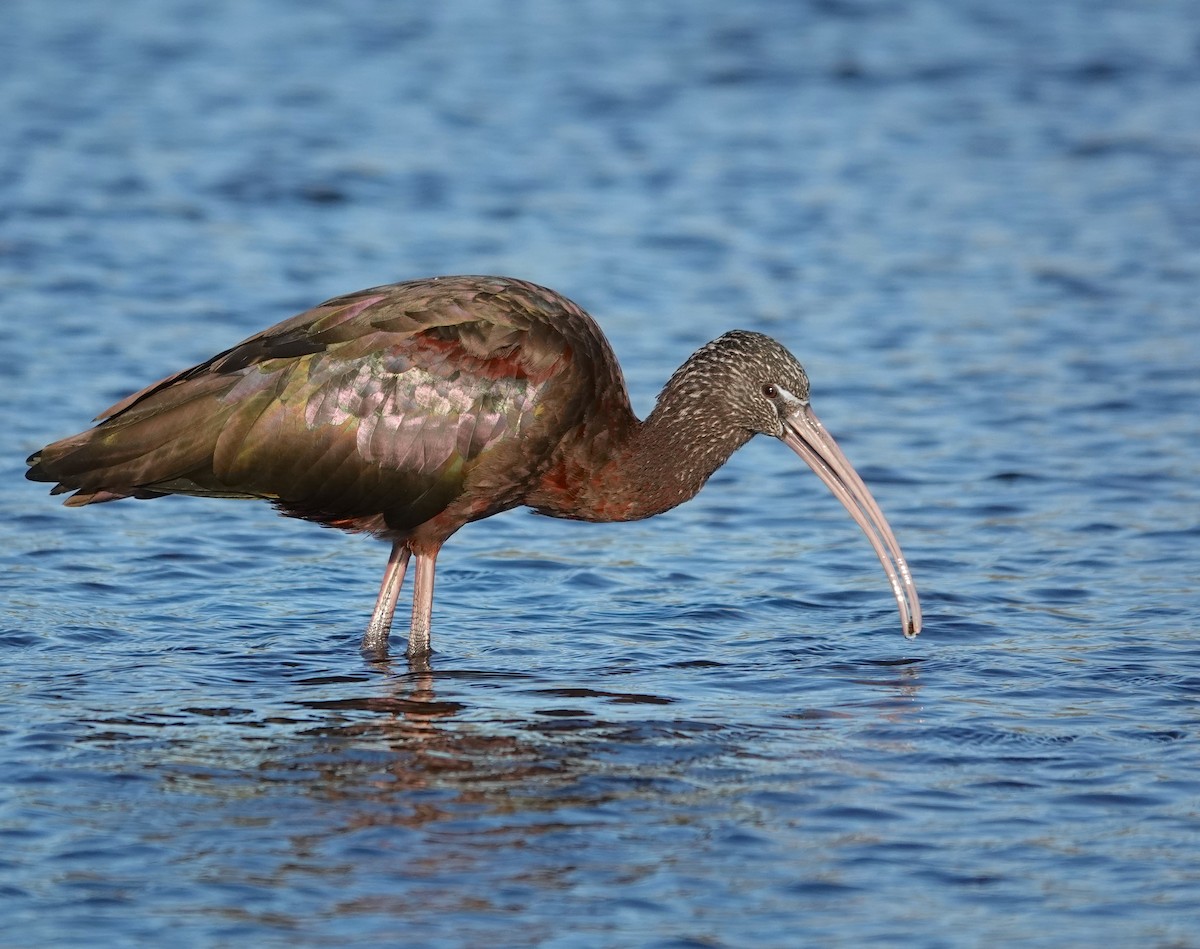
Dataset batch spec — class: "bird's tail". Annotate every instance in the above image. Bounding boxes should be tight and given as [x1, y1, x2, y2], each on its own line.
[25, 371, 256, 506]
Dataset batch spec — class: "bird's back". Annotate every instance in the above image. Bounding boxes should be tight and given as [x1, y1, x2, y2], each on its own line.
[27, 276, 636, 539]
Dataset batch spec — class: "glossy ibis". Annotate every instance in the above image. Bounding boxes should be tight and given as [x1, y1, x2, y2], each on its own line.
[26, 275, 921, 657]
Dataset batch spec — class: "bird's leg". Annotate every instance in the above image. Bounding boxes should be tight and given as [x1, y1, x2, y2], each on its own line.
[361, 540, 411, 655]
[407, 545, 439, 659]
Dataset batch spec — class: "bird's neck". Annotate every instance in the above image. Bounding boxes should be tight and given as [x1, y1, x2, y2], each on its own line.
[528, 382, 754, 523]
[612, 399, 755, 520]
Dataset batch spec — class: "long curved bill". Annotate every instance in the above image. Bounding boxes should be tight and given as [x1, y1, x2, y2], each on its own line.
[780, 400, 922, 638]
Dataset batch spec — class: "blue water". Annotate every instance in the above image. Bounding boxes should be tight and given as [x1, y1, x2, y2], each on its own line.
[4, 1, 1200, 946]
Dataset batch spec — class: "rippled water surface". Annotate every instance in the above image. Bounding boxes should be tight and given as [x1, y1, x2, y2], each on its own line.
[3, 1, 1200, 946]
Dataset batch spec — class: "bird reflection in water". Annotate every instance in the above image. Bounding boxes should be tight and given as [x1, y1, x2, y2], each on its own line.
[297, 666, 570, 815]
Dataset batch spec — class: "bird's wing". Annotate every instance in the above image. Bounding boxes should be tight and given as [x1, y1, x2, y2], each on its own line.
[28, 277, 589, 534]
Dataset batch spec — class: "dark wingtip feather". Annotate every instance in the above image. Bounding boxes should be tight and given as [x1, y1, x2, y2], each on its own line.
[24, 453, 52, 483]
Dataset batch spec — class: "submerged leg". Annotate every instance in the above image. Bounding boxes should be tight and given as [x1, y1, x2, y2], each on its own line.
[407, 545, 440, 658]
[361, 541, 411, 655]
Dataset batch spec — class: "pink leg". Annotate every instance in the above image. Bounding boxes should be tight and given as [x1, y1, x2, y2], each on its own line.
[407, 546, 439, 658]
[361, 541, 410, 655]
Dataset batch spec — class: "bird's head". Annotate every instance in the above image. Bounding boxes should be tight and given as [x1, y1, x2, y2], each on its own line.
[660, 330, 811, 438]
[697, 330, 814, 438]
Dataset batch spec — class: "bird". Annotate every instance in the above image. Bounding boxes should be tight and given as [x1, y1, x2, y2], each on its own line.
[26, 275, 921, 658]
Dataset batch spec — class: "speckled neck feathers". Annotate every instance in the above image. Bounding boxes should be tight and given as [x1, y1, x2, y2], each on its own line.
[528, 331, 803, 522]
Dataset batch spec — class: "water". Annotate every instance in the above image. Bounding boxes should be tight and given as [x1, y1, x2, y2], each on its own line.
[3, 0, 1200, 945]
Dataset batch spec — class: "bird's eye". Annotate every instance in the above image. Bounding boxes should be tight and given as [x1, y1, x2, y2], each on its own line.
[762, 383, 778, 399]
